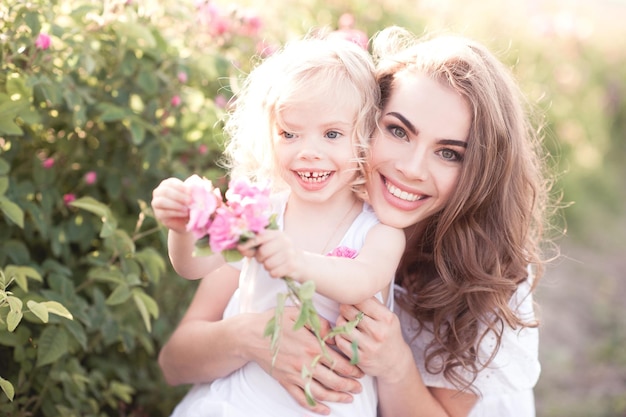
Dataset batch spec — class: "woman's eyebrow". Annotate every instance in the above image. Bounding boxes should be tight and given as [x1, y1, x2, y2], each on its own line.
[388, 111, 468, 147]
[439, 139, 468, 148]
[387, 111, 417, 135]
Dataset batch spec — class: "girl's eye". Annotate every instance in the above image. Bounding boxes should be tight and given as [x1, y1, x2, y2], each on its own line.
[281, 131, 295, 139]
[325, 131, 341, 139]
[438, 148, 463, 162]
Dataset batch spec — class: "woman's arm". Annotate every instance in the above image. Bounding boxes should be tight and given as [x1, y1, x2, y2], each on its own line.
[335, 299, 478, 417]
[158, 264, 366, 415]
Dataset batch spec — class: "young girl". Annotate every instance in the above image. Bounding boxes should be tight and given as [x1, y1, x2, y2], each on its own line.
[151, 34, 405, 416]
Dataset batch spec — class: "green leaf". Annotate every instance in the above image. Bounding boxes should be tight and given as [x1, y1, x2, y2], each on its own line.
[132, 289, 158, 332]
[0, 158, 9, 175]
[0, 177, 8, 195]
[0, 376, 14, 401]
[97, 103, 128, 122]
[7, 309, 23, 332]
[0, 101, 22, 136]
[40, 301, 73, 320]
[106, 284, 131, 306]
[70, 197, 117, 237]
[36, 326, 69, 367]
[4, 265, 43, 291]
[0, 196, 24, 228]
[298, 280, 316, 300]
[109, 381, 135, 403]
[27, 300, 49, 323]
[222, 249, 243, 262]
[69, 196, 111, 219]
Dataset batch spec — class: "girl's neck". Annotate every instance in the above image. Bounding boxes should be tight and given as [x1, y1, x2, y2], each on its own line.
[283, 192, 362, 254]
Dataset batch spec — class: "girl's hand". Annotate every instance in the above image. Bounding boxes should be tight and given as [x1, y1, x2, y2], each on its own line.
[151, 176, 192, 233]
[334, 297, 409, 382]
[239, 230, 304, 280]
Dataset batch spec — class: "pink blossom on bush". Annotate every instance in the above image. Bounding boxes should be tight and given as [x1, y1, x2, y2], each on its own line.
[177, 71, 188, 83]
[198, 144, 208, 155]
[186, 177, 222, 239]
[329, 13, 368, 50]
[171, 95, 182, 107]
[35, 33, 51, 50]
[42, 157, 55, 169]
[63, 194, 76, 206]
[239, 11, 262, 37]
[327, 246, 358, 259]
[84, 171, 97, 185]
[214, 94, 228, 109]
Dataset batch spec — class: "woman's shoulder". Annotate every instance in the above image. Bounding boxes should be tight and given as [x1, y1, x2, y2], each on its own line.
[394, 282, 540, 395]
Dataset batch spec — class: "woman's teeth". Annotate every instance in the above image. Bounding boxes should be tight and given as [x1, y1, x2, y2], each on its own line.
[298, 171, 331, 182]
[385, 181, 422, 202]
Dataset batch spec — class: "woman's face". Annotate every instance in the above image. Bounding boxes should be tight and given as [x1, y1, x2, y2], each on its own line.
[366, 71, 471, 230]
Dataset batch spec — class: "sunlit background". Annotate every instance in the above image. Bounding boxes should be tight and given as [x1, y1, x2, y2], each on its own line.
[1, 0, 624, 415]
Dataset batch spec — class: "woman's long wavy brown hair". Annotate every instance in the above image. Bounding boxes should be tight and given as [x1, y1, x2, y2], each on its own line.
[373, 27, 554, 391]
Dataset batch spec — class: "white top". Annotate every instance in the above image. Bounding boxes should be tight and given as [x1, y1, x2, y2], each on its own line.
[394, 278, 540, 417]
[170, 193, 392, 417]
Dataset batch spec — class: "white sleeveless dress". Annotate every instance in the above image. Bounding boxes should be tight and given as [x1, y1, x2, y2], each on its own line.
[170, 193, 391, 417]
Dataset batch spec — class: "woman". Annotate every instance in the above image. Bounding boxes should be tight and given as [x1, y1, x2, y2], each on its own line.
[155, 26, 552, 417]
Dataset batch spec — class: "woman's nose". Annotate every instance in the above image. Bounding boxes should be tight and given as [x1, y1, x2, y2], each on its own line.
[396, 146, 429, 180]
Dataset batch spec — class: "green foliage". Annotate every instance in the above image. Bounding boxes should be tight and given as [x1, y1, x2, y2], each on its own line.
[0, 0, 267, 415]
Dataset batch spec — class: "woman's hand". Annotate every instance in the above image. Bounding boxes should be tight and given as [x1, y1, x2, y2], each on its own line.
[250, 306, 365, 415]
[334, 297, 409, 382]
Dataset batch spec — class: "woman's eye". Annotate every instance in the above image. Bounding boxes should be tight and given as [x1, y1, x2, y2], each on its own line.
[389, 125, 407, 140]
[439, 148, 462, 162]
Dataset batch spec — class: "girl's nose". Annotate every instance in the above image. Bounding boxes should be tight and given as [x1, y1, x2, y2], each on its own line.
[297, 137, 324, 160]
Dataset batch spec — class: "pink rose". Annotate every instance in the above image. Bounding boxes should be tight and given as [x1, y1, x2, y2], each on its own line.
[63, 194, 76, 206]
[171, 95, 182, 107]
[84, 171, 97, 185]
[35, 33, 51, 50]
[177, 71, 188, 83]
[207, 208, 242, 252]
[42, 157, 55, 169]
[186, 177, 221, 239]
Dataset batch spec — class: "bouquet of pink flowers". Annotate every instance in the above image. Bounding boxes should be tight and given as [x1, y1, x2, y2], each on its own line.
[185, 175, 277, 260]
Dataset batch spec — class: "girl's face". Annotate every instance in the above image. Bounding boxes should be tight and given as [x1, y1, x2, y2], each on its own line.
[366, 71, 471, 230]
[273, 91, 359, 206]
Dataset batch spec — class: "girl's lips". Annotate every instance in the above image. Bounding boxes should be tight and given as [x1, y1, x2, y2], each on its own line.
[293, 170, 334, 191]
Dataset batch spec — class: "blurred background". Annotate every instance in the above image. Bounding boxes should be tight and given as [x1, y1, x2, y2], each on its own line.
[0, 0, 624, 416]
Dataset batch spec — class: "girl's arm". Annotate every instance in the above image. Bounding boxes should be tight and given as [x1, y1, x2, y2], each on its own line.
[166, 229, 226, 279]
[158, 265, 365, 414]
[250, 223, 405, 304]
[335, 299, 478, 417]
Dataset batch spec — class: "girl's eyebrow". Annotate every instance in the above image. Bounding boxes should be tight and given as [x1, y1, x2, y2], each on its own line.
[387, 111, 468, 148]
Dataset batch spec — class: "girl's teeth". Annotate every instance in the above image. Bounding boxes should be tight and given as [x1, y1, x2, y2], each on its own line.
[386, 181, 421, 202]
[298, 171, 330, 182]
